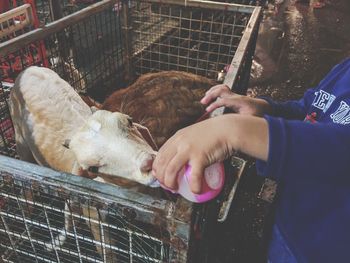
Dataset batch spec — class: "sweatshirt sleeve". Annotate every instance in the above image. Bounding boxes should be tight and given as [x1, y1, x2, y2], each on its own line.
[256, 116, 350, 184]
[260, 58, 350, 120]
[261, 89, 315, 120]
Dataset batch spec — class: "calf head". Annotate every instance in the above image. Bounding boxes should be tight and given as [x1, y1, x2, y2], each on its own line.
[66, 110, 158, 186]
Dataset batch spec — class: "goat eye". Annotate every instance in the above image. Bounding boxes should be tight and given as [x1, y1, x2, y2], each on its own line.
[88, 166, 99, 173]
[127, 117, 133, 127]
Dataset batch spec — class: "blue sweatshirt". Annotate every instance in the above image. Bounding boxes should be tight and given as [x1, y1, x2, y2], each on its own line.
[256, 58, 350, 263]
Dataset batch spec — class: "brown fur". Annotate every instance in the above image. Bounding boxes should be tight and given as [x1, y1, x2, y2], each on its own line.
[102, 71, 216, 147]
[80, 94, 102, 109]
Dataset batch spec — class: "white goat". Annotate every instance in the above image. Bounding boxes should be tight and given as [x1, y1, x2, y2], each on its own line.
[10, 66, 159, 261]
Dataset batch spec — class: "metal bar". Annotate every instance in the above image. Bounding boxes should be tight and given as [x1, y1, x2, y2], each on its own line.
[122, 0, 134, 81]
[96, 208, 108, 263]
[212, 6, 261, 116]
[0, 156, 172, 213]
[16, 197, 39, 263]
[67, 203, 83, 263]
[224, 6, 261, 90]
[43, 207, 62, 263]
[0, 213, 20, 260]
[49, 0, 63, 21]
[140, 0, 255, 13]
[129, 231, 133, 262]
[215, 12, 225, 74]
[160, 240, 165, 261]
[186, 10, 192, 71]
[217, 157, 247, 222]
[0, 0, 117, 56]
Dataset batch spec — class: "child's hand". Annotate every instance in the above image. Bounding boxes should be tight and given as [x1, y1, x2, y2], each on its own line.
[201, 84, 272, 117]
[152, 114, 269, 194]
[152, 115, 236, 194]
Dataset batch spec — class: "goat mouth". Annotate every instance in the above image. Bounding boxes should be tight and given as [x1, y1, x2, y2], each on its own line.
[148, 178, 161, 188]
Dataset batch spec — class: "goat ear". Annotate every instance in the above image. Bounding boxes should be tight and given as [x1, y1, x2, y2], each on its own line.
[62, 139, 71, 149]
[88, 119, 101, 133]
[133, 123, 158, 151]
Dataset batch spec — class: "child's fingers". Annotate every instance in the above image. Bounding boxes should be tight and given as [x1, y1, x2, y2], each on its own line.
[163, 154, 188, 191]
[188, 160, 205, 194]
[205, 97, 232, 112]
[201, 84, 230, 105]
[152, 139, 177, 184]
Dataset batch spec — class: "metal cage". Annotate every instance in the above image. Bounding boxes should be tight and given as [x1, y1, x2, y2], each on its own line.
[0, 0, 262, 261]
[0, 0, 262, 158]
[218, 0, 267, 6]
[0, 155, 248, 263]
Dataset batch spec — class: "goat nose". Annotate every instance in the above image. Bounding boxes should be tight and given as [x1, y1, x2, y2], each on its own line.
[140, 154, 155, 173]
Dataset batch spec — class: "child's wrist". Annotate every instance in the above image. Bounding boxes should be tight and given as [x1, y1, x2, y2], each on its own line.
[216, 114, 242, 154]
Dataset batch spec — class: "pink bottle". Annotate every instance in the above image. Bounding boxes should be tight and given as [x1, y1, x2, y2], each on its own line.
[161, 163, 225, 203]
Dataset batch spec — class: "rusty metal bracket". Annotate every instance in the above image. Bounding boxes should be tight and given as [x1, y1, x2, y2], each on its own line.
[217, 156, 247, 222]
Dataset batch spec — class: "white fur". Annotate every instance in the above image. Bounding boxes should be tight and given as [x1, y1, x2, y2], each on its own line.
[10, 66, 157, 185]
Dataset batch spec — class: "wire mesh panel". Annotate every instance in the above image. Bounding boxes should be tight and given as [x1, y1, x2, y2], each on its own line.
[218, 0, 266, 6]
[131, 2, 243, 78]
[0, 155, 246, 262]
[0, 156, 178, 262]
[125, 0, 261, 93]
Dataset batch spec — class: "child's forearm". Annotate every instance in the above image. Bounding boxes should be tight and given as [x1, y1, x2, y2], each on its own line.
[220, 114, 269, 161]
[152, 113, 269, 192]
